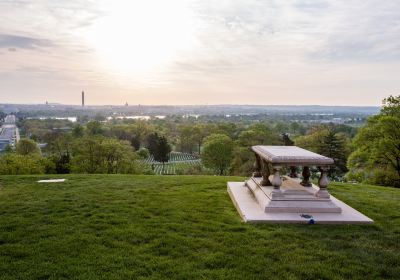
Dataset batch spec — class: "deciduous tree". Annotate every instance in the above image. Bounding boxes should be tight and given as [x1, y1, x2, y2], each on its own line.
[347, 95, 400, 187]
[16, 139, 41, 156]
[202, 134, 235, 175]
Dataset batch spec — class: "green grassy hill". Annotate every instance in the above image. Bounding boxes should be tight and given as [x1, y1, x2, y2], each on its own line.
[0, 175, 399, 280]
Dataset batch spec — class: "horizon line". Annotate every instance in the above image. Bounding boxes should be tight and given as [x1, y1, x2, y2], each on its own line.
[0, 103, 381, 108]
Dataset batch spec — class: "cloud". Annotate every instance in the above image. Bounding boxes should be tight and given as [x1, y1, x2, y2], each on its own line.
[0, 0, 399, 105]
[0, 34, 53, 50]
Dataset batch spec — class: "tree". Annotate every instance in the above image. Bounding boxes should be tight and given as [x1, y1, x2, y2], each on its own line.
[72, 124, 84, 138]
[131, 136, 141, 151]
[178, 125, 196, 154]
[55, 153, 71, 174]
[43, 132, 73, 174]
[0, 154, 48, 175]
[192, 124, 209, 155]
[70, 136, 140, 174]
[154, 136, 171, 165]
[348, 115, 400, 186]
[295, 126, 350, 178]
[146, 133, 171, 164]
[319, 130, 349, 177]
[137, 147, 150, 159]
[130, 121, 153, 149]
[202, 134, 235, 175]
[71, 136, 99, 173]
[146, 133, 159, 156]
[86, 121, 104, 135]
[230, 146, 255, 176]
[16, 139, 40, 156]
[382, 95, 400, 116]
[230, 125, 282, 176]
[99, 138, 137, 174]
[347, 95, 400, 187]
[282, 133, 294, 146]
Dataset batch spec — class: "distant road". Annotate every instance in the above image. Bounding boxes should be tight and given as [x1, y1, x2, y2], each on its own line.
[0, 114, 19, 151]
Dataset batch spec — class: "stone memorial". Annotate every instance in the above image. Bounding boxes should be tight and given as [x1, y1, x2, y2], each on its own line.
[227, 145, 373, 224]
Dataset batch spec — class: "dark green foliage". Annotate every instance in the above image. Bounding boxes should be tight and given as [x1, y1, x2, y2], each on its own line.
[55, 153, 71, 174]
[146, 133, 159, 156]
[296, 126, 350, 178]
[131, 136, 141, 150]
[319, 130, 349, 177]
[282, 133, 294, 146]
[155, 136, 171, 164]
[0, 175, 398, 279]
[146, 133, 171, 164]
[229, 146, 255, 176]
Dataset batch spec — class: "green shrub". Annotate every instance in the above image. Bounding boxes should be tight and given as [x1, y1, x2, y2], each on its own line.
[0, 154, 47, 175]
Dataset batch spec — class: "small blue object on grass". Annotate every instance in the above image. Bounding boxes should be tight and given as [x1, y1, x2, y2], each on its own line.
[300, 214, 315, 224]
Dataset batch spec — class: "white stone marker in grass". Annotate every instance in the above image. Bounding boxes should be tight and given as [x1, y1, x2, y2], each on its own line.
[37, 179, 66, 183]
[228, 145, 373, 224]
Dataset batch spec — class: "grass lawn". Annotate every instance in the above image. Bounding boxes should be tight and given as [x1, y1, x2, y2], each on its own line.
[0, 175, 399, 280]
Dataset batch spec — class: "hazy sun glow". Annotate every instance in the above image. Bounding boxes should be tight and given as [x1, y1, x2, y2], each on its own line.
[85, 0, 197, 78]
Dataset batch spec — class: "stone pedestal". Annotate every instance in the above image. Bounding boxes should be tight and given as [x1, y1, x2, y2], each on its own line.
[227, 181, 373, 224]
[245, 176, 341, 213]
[228, 145, 373, 224]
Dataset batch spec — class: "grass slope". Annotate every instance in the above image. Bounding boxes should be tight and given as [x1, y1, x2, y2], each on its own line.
[0, 175, 399, 280]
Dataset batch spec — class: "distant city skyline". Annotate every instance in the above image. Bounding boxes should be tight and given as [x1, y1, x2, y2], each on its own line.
[0, 1, 399, 106]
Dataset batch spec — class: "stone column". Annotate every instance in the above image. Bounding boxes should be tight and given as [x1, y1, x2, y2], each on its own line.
[260, 160, 272, 186]
[271, 166, 283, 195]
[252, 154, 262, 177]
[289, 166, 298, 178]
[316, 166, 330, 198]
[300, 166, 311, 187]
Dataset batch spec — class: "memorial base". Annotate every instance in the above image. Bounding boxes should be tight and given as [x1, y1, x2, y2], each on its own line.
[227, 181, 373, 224]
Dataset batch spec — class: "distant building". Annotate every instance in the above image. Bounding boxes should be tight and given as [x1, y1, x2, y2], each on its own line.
[82, 91, 85, 107]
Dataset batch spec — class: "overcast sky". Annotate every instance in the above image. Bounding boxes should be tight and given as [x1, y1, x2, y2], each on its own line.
[0, 0, 399, 105]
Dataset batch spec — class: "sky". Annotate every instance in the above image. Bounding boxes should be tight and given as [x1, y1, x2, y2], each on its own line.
[0, 0, 399, 106]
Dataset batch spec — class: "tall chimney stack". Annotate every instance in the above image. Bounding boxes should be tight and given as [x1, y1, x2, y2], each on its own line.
[82, 91, 85, 107]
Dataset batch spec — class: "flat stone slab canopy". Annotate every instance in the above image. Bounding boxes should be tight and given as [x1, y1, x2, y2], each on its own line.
[228, 145, 373, 224]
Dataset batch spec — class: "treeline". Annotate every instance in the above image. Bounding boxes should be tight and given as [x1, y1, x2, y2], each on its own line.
[3, 116, 353, 178]
[2, 95, 399, 187]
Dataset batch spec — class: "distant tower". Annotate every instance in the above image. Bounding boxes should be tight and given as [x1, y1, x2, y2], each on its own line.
[125, 101, 128, 106]
[81, 91, 85, 107]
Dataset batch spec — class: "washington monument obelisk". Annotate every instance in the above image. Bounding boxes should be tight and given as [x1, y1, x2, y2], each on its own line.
[81, 91, 85, 107]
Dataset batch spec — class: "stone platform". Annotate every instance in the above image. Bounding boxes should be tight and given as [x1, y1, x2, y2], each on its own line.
[227, 181, 373, 224]
[246, 176, 342, 213]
